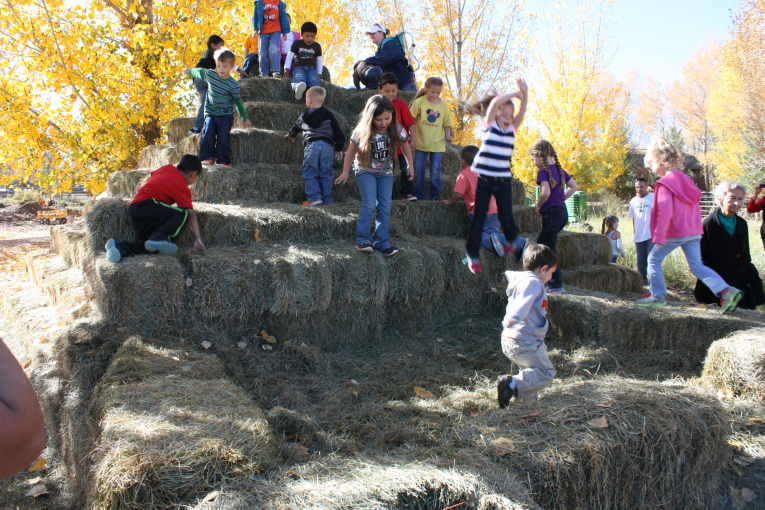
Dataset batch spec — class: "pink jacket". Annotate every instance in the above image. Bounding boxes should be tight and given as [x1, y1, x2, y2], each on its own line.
[650, 170, 703, 245]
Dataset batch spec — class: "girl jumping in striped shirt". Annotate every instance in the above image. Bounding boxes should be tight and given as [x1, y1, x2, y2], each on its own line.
[463, 78, 529, 274]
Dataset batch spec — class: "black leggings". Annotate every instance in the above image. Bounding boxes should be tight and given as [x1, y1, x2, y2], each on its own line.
[115, 199, 188, 257]
[466, 175, 518, 258]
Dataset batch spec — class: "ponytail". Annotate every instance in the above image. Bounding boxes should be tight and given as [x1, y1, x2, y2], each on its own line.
[601, 215, 617, 235]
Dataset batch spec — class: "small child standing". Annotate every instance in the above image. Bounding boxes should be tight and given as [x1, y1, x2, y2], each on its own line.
[335, 95, 414, 255]
[184, 48, 253, 167]
[602, 215, 626, 264]
[409, 77, 453, 201]
[443, 145, 507, 257]
[532, 139, 578, 293]
[252, 0, 290, 78]
[637, 137, 743, 312]
[464, 78, 529, 274]
[285, 86, 345, 206]
[377, 72, 416, 200]
[284, 22, 323, 101]
[105, 155, 207, 262]
[497, 242, 558, 406]
[188, 35, 225, 135]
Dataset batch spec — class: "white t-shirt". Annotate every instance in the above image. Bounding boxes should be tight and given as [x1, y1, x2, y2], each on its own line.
[628, 193, 654, 243]
[281, 31, 297, 56]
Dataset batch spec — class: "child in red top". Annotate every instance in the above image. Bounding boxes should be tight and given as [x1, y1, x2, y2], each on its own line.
[747, 183, 764, 250]
[105, 155, 207, 262]
[378, 72, 417, 200]
[444, 146, 523, 257]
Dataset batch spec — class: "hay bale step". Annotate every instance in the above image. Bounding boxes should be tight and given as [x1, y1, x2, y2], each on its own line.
[561, 263, 643, 294]
[90, 336, 275, 509]
[24, 253, 91, 319]
[51, 225, 89, 271]
[481, 376, 730, 509]
[137, 143, 179, 168]
[545, 289, 763, 362]
[703, 328, 765, 400]
[240, 73, 333, 104]
[235, 102, 351, 133]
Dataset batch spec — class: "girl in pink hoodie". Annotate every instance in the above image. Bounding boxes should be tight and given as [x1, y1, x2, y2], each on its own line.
[636, 138, 742, 312]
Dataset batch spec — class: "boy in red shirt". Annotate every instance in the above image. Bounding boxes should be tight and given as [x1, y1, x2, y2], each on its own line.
[378, 72, 417, 200]
[444, 145, 525, 258]
[105, 155, 207, 262]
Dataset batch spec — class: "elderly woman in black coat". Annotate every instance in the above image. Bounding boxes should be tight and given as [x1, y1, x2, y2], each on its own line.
[694, 180, 765, 310]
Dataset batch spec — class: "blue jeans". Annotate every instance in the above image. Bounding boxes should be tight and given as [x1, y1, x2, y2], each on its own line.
[468, 213, 505, 254]
[466, 175, 520, 259]
[192, 79, 208, 132]
[260, 32, 282, 76]
[199, 114, 234, 165]
[414, 150, 443, 200]
[648, 238, 729, 297]
[302, 140, 334, 204]
[635, 239, 653, 284]
[536, 205, 568, 289]
[242, 53, 260, 76]
[364, 66, 417, 92]
[292, 66, 320, 91]
[356, 172, 394, 250]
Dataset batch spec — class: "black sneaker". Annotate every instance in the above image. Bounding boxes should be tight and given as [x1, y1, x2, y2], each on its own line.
[356, 242, 373, 253]
[497, 375, 517, 409]
[380, 245, 399, 256]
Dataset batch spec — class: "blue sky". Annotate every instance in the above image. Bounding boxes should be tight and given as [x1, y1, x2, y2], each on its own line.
[527, 0, 738, 85]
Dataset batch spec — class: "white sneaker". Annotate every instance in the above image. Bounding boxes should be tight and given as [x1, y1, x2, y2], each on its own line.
[294, 82, 307, 100]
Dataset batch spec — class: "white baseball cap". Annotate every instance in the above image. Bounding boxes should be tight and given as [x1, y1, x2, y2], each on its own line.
[365, 23, 386, 35]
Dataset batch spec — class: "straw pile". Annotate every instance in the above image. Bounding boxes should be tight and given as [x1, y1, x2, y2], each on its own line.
[137, 144, 179, 168]
[106, 169, 150, 197]
[561, 263, 643, 294]
[703, 328, 765, 400]
[89, 254, 186, 323]
[262, 457, 538, 510]
[51, 225, 90, 271]
[167, 117, 195, 145]
[90, 336, 275, 510]
[481, 377, 730, 509]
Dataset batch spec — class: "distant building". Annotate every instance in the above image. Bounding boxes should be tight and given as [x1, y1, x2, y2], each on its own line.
[627, 149, 707, 190]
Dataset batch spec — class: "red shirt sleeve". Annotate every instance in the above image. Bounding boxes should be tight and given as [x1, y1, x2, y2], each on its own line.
[747, 197, 764, 213]
[399, 102, 415, 128]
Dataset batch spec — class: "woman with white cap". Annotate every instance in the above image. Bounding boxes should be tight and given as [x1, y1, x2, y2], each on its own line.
[356, 23, 417, 92]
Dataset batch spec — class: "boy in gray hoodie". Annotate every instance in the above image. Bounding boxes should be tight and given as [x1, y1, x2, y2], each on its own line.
[497, 243, 558, 407]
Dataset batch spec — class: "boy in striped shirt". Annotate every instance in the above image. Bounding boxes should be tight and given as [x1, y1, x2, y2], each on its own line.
[463, 78, 529, 274]
[184, 48, 252, 167]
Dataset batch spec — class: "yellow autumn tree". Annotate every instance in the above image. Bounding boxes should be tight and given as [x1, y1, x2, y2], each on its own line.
[513, 1, 630, 191]
[0, 0, 356, 194]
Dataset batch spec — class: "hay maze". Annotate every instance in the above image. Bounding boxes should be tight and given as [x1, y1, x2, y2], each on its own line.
[2, 73, 764, 510]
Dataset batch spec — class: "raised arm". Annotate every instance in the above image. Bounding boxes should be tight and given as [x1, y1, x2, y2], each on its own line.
[513, 78, 528, 130]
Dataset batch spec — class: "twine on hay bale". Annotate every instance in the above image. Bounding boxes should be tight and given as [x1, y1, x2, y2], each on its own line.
[703, 328, 765, 400]
[481, 376, 731, 509]
[90, 336, 275, 510]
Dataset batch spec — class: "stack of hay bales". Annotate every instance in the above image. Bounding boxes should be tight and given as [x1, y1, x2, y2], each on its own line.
[703, 328, 765, 400]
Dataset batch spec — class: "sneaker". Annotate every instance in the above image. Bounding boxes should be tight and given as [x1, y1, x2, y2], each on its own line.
[302, 200, 322, 207]
[144, 238, 179, 255]
[294, 81, 307, 100]
[405, 195, 417, 201]
[511, 237, 527, 261]
[272, 72, 282, 79]
[497, 375, 518, 409]
[465, 253, 482, 275]
[356, 242, 373, 253]
[490, 233, 505, 257]
[720, 287, 743, 314]
[636, 294, 666, 307]
[641, 293, 651, 299]
[202, 159, 215, 165]
[546, 286, 566, 294]
[380, 245, 399, 256]
[105, 238, 121, 262]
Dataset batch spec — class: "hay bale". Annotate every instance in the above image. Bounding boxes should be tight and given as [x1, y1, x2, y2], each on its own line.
[482, 376, 730, 509]
[555, 231, 612, 267]
[233, 101, 350, 133]
[107, 169, 151, 198]
[390, 200, 469, 237]
[85, 198, 134, 251]
[25, 254, 86, 315]
[137, 144, 180, 168]
[190, 165, 242, 202]
[90, 336, 275, 509]
[238, 163, 355, 203]
[512, 178, 527, 205]
[89, 254, 186, 323]
[513, 206, 543, 233]
[240, 77, 296, 103]
[51, 225, 90, 270]
[703, 328, 765, 400]
[561, 263, 643, 294]
[265, 457, 538, 510]
[167, 117, 195, 145]
[177, 128, 305, 166]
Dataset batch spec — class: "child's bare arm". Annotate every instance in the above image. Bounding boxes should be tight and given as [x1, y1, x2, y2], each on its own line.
[443, 192, 463, 205]
[536, 181, 551, 215]
[486, 93, 520, 125]
[513, 77, 529, 130]
[444, 126, 453, 143]
[187, 209, 206, 253]
[563, 178, 578, 200]
[0, 338, 46, 481]
[335, 141, 358, 184]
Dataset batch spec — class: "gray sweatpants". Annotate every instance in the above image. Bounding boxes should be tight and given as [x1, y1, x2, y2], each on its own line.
[501, 334, 556, 402]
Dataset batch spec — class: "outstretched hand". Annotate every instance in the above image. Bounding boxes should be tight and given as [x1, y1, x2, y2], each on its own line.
[242, 119, 253, 128]
[194, 238, 207, 253]
[334, 151, 343, 160]
[335, 173, 349, 185]
[517, 77, 528, 97]
[285, 134, 295, 142]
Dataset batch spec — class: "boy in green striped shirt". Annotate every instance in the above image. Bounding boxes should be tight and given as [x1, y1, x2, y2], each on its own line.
[183, 48, 252, 167]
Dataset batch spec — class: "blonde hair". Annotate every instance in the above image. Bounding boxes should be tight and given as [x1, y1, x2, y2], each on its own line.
[462, 92, 515, 119]
[530, 139, 564, 189]
[714, 179, 746, 205]
[645, 137, 684, 170]
[213, 47, 236, 64]
[410, 77, 443, 106]
[601, 215, 618, 235]
[351, 95, 399, 169]
[306, 86, 326, 102]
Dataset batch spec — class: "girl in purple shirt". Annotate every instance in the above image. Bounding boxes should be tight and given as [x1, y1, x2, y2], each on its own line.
[531, 139, 578, 293]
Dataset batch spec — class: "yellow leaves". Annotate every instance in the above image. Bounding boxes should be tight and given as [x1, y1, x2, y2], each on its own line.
[413, 386, 434, 398]
[260, 331, 277, 344]
[28, 458, 47, 472]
